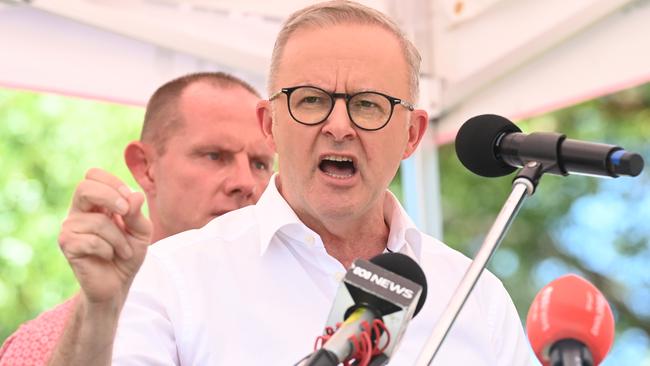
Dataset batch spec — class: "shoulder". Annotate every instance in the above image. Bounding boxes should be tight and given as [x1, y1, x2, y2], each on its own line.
[421, 235, 533, 365]
[148, 205, 259, 260]
[135, 205, 262, 290]
[417, 234, 532, 364]
[0, 296, 78, 364]
[417, 233, 509, 312]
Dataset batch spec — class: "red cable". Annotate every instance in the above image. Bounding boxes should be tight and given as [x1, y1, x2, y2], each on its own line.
[313, 319, 391, 366]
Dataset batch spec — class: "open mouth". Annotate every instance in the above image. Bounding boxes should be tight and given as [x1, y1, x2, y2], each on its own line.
[319, 155, 357, 179]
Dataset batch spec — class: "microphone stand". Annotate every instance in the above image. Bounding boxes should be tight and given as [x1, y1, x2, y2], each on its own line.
[415, 161, 545, 365]
[550, 339, 594, 366]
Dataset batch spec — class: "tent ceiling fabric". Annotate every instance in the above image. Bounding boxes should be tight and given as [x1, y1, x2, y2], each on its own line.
[25, 0, 281, 75]
[429, 0, 650, 144]
[0, 0, 396, 103]
[2, 0, 648, 129]
[0, 0, 280, 104]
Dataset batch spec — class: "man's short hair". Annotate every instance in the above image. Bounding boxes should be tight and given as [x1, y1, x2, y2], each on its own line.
[268, 0, 421, 100]
[141, 72, 260, 154]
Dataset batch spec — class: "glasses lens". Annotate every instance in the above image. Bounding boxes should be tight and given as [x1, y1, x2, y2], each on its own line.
[349, 92, 392, 130]
[288, 87, 332, 125]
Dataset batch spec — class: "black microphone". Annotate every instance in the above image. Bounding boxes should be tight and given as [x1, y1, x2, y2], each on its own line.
[301, 252, 428, 366]
[455, 114, 644, 178]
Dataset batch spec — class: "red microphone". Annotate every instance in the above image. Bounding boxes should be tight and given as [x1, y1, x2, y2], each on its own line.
[526, 274, 615, 366]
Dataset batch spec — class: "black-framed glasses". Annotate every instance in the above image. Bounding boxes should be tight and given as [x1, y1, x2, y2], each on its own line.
[269, 85, 414, 131]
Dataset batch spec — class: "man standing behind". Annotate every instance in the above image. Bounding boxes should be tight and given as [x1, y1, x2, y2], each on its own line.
[52, 2, 535, 365]
[0, 72, 274, 365]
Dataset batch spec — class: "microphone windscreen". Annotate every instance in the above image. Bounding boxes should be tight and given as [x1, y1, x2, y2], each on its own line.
[455, 114, 521, 177]
[369, 253, 428, 316]
[526, 274, 615, 366]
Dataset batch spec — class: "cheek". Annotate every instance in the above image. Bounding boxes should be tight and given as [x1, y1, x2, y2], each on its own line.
[255, 175, 269, 188]
[274, 125, 310, 165]
[366, 135, 407, 173]
[387, 125, 411, 154]
[273, 122, 293, 149]
[168, 162, 217, 195]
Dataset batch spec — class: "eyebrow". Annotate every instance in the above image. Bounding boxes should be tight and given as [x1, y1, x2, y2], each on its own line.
[191, 142, 273, 162]
[297, 84, 392, 95]
[249, 151, 274, 162]
[192, 143, 242, 153]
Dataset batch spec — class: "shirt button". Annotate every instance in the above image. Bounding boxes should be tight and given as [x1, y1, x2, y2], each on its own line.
[334, 272, 345, 281]
[305, 236, 315, 246]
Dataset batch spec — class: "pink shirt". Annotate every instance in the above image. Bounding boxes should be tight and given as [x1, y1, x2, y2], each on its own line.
[0, 296, 77, 366]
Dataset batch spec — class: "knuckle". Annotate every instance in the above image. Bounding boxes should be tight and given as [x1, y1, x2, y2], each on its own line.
[74, 181, 94, 204]
[85, 167, 101, 179]
[57, 224, 75, 249]
[78, 186, 92, 202]
[86, 235, 112, 260]
[75, 179, 90, 194]
[87, 235, 103, 253]
[60, 217, 72, 231]
[57, 231, 69, 249]
[84, 236, 96, 251]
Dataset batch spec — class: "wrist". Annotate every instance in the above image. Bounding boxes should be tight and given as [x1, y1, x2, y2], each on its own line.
[77, 293, 123, 323]
[48, 294, 121, 366]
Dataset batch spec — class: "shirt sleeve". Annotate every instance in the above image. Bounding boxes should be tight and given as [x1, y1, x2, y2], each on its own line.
[112, 252, 182, 366]
[0, 297, 77, 366]
[486, 278, 539, 366]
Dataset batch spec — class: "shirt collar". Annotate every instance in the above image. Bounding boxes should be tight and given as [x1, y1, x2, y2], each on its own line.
[383, 190, 423, 260]
[255, 174, 309, 256]
[255, 173, 423, 260]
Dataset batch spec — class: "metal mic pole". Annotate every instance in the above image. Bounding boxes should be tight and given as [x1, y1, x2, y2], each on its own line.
[415, 162, 544, 365]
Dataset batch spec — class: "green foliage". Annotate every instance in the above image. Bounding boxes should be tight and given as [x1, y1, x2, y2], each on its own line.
[438, 83, 650, 364]
[0, 88, 143, 342]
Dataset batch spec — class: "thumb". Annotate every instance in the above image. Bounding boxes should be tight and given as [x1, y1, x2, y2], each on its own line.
[122, 191, 152, 242]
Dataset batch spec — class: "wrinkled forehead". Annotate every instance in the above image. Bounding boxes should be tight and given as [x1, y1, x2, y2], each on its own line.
[167, 86, 267, 146]
[274, 23, 411, 96]
[276, 19, 400, 67]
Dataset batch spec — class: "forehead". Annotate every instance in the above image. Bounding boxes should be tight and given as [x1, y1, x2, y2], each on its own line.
[180, 83, 258, 120]
[276, 23, 410, 95]
[166, 84, 269, 152]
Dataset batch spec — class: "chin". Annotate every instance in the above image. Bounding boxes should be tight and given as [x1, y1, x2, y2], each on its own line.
[192, 217, 215, 230]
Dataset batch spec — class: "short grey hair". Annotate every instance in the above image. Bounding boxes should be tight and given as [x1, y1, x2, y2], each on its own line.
[268, 0, 421, 101]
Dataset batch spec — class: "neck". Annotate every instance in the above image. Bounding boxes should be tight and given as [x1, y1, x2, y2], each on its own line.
[299, 206, 390, 269]
[148, 210, 168, 244]
[324, 225, 389, 269]
[145, 197, 162, 243]
[151, 229, 166, 244]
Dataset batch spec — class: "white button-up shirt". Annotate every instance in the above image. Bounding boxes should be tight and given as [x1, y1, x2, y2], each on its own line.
[113, 176, 535, 365]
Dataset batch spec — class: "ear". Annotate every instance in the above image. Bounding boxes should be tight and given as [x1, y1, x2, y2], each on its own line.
[256, 99, 276, 150]
[124, 141, 156, 195]
[402, 109, 428, 159]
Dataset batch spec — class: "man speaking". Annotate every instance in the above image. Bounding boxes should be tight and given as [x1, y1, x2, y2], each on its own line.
[54, 1, 535, 365]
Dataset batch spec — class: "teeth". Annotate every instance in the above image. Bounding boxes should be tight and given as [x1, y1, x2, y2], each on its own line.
[319, 154, 356, 179]
[322, 155, 353, 162]
[324, 172, 352, 179]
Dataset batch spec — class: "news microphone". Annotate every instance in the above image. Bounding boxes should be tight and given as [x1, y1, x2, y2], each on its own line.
[302, 252, 427, 366]
[455, 114, 644, 178]
[526, 274, 615, 366]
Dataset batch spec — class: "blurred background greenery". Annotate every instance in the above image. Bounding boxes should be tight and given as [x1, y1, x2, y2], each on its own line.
[0, 88, 143, 339]
[0, 84, 648, 363]
[439, 84, 650, 364]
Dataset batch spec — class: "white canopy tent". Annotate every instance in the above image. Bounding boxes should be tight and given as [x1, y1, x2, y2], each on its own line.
[2, 0, 649, 237]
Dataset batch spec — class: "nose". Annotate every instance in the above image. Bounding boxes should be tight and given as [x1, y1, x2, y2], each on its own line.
[321, 99, 356, 141]
[224, 156, 256, 202]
